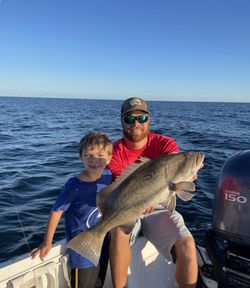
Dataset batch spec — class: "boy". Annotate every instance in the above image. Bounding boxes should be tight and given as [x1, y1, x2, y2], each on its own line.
[31, 132, 113, 288]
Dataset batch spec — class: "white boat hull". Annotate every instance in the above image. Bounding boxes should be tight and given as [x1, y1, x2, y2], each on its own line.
[0, 241, 69, 288]
[0, 237, 177, 288]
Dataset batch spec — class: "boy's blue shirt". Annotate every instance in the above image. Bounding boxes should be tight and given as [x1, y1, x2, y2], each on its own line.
[53, 168, 112, 268]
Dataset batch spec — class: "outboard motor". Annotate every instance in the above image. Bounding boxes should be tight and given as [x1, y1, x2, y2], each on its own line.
[213, 150, 250, 245]
[203, 151, 250, 288]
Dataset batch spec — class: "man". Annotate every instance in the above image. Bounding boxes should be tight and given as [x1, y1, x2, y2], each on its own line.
[108, 97, 198, 288]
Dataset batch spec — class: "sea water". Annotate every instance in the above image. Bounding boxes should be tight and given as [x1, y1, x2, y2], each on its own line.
[0, 96, 249, 263]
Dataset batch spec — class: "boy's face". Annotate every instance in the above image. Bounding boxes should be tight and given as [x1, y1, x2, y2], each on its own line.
[80, 145, 112, 173]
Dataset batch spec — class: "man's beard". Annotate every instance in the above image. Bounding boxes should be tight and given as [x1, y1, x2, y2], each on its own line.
[123, 128, 149, 143]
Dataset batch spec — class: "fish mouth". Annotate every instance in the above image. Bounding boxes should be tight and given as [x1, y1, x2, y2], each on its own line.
[191, 152, 205, 176]
[197, 152, 205, 167]
[192, 152, 205, 174]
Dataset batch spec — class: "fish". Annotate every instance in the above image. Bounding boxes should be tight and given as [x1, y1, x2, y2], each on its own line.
[67, 151, 205, 266]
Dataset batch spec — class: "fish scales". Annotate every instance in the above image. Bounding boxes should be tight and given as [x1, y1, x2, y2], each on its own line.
[98, 163, 167, 228]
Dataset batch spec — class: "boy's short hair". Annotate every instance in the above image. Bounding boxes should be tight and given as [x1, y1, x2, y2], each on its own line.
[79, 132, 113, 157]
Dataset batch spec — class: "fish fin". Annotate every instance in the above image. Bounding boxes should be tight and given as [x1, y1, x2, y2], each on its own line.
[119, 220, 137, 234]
[117, 156, 150, 180]
[172, 181, 196, 192]
[67, 229, 104, 267]
[172, 182, 196, 201]
[161, 190, 176, 213]
[97, 158, 150, 213]
[137, 156, 151, 164]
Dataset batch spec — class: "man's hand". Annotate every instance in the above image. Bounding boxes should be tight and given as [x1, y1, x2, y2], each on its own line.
[143, 206, 154, 214]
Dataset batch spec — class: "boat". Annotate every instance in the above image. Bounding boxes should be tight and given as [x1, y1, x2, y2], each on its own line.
[0, 236, 177, 288]
[2, 234, 249, 288]
[1, 151, 250, 288]
[0, 235, 208, 288]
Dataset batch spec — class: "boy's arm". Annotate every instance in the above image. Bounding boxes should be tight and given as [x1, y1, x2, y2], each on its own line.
[30, 209, 63, 261]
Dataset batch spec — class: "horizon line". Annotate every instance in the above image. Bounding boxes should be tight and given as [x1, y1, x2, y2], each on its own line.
[0, 95, 249, 104]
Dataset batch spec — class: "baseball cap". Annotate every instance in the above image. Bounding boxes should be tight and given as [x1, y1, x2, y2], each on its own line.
[121, 97, 150, 115]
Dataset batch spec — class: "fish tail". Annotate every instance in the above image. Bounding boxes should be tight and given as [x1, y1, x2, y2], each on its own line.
[67, 229, 104, 266]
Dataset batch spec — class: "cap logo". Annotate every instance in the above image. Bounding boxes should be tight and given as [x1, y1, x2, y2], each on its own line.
[129, 98, 142, 107]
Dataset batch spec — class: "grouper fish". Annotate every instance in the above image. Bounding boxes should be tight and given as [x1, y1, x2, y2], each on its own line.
[67, 151, 205, 266]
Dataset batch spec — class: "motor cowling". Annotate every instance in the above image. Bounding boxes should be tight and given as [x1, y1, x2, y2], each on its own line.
[212, 150, 250, 246]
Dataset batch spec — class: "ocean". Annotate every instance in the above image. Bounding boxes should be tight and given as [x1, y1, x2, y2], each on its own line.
[0, 96, 249, 263]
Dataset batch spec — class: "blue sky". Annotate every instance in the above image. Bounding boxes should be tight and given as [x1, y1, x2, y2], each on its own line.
[0, 0, 249, 102]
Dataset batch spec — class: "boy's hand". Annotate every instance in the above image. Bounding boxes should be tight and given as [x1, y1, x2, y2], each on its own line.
[30, 243, 52, 261]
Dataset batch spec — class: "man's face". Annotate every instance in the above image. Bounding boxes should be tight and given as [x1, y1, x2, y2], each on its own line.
[121, 110, 150, 143]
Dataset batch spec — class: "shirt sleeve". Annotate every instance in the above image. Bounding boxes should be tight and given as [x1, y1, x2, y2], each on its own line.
[159, 135, 179, 154]
[53, 178, 75, 212]
[147, 133, 179, 157]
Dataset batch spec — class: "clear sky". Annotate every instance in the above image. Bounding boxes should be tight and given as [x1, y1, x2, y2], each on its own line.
[0, 0, 249, 102]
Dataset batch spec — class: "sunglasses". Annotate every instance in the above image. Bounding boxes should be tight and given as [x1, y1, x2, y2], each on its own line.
[122, 114, 149, 125]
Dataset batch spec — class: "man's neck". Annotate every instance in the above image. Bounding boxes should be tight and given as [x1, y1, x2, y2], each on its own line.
[124, 136, 148, 150]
